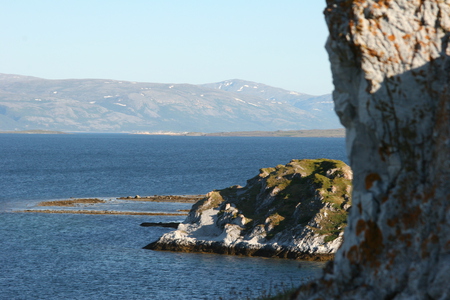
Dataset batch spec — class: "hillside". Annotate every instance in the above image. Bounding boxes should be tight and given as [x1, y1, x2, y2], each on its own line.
[201, 79, 337, 126]
[0, 74, 340, 132]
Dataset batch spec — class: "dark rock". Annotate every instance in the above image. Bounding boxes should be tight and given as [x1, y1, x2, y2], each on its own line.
[140, 222, 179, 228]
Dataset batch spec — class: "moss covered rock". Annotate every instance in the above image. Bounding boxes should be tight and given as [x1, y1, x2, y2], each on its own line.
[145, 159, 352, 260]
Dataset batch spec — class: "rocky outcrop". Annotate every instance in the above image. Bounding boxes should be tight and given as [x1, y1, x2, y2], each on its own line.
[295, 1, 450, 299]
[145, 159, 352, 261]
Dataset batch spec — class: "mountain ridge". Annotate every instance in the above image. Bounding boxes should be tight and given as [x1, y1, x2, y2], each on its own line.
[0, 74, 340, 133]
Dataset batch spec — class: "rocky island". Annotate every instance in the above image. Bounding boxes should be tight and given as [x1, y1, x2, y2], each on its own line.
[146, 158, 352, 261]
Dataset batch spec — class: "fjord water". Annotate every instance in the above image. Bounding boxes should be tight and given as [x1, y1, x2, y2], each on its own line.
[0, 134, 346, 299]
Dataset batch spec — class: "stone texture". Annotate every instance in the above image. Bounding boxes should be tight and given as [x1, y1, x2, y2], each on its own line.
[295, 1, 450, 299]
[145, 159, 352, 260]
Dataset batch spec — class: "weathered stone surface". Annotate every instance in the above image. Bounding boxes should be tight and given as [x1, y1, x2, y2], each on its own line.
[295, 1, 450, 299]
[145, 159, 352, 260]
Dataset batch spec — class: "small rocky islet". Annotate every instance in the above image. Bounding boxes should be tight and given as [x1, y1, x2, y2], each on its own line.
[20, 159, 353, 260]
[18, 196, 198, 216]
[146, 158, 352, 261]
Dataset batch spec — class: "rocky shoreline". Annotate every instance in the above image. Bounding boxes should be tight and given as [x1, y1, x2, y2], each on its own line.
[13, 196, 198, 216]
[145, 239, 334, 261]
[16, 209, 188, 216]
[118, 195, 204, 203]
[146, 159, 352, 261]
[37, 198, 107, 207]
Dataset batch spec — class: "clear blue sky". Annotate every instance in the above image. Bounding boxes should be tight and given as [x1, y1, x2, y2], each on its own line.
[1, 1, 332, 95]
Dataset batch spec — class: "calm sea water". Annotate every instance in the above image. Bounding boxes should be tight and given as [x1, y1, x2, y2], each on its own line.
[0, 134, 347, 300]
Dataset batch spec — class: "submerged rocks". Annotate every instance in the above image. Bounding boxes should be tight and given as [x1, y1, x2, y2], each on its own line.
[145, 159, 352, 260]
[140, 222, 180, 228]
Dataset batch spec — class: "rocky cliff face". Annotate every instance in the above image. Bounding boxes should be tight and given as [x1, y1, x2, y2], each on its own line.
[146, 159, 352, 260]
[296, 1, 450, 299]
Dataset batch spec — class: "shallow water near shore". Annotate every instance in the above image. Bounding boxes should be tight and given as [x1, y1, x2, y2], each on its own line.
[0, 134, 346, 299]
[1, 212, 326, 299]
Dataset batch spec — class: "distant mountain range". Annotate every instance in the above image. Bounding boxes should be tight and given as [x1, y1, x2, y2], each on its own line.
[0, 74, 341, 133]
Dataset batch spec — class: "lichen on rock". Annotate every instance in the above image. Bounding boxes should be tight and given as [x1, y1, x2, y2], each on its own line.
[294, 1, 450, 299]
[145, 159, 353, 260]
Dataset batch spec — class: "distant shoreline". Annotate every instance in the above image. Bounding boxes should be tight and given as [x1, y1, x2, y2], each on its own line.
[0, 129, 68, 134]
[0, 128, 345, 137]
[133, 128, 346, 138]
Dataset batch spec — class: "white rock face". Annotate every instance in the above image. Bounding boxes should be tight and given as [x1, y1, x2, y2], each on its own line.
[146, 159, 352, 260]
[296, 1, 450, 299]
[153, 203, 342, 256]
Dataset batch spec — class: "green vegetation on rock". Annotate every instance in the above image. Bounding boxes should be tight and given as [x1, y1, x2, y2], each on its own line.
[191, 191, 225, 213]
[208, 158, 352, 243]
[147, 158, 352, 261]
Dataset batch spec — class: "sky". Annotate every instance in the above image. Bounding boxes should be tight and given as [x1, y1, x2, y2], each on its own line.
[1, 1, 333, 96]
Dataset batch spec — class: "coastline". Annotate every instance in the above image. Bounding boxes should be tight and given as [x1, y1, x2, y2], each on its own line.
[145, 159, 351, 262]
[11, 196, 200, 216]
[145, 240, 335, 261]
[14, 209, 187, 216]
[0, 129, 68, 134]
[133, 128, 345, 138]
[0, 128, 345, 138]
[117, 195, 204, 203]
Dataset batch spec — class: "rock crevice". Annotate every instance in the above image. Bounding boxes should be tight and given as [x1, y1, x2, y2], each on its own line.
[295, 1, 450, 299]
